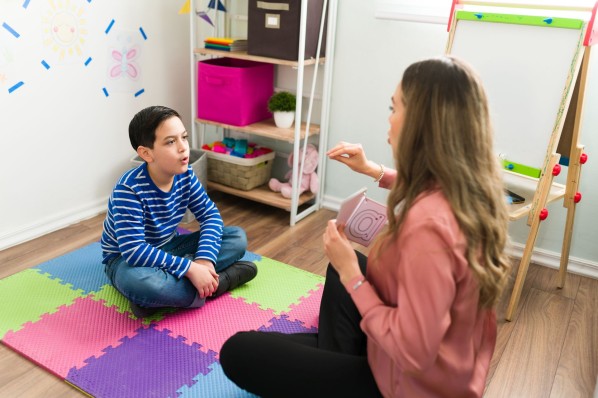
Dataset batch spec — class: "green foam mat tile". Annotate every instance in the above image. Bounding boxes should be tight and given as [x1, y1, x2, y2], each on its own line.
[0, 269, 85, 337]
[231, 257, 325, 314]
[90, 284, 175, 324]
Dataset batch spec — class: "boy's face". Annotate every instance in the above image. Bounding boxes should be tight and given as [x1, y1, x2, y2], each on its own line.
[142, 116, 190, 177]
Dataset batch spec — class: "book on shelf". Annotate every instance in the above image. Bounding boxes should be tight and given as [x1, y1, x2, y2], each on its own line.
[336, 188, 387, 247]
[204, 37, 247, 52]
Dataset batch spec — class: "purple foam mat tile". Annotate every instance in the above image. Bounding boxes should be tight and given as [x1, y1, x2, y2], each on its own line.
[258, 315, 318, 334]
[66, 325, 218, 398]
[177, 362, 259, 397]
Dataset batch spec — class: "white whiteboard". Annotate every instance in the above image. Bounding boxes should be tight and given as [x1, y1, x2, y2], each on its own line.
[449, 18, 584, 170]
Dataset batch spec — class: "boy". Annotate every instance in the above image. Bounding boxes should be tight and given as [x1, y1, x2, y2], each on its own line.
[101, 105, 257, 318]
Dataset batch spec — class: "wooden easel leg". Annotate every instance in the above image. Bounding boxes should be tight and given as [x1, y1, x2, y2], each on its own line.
[558, 203, 577, 288]
[505, 220, 540, 321]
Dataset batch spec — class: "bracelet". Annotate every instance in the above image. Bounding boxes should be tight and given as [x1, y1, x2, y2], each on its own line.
[373, 163, 385, 183]
[352, 278, 366, 291]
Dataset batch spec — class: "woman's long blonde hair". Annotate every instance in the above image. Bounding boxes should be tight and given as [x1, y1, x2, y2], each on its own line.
[378, 56, 510, 309]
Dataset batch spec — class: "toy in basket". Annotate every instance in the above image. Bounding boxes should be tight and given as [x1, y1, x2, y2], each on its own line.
[202, 139, 275, 191]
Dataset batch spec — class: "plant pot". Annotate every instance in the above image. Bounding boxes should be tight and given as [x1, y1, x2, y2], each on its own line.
[273, 111, 295, 128]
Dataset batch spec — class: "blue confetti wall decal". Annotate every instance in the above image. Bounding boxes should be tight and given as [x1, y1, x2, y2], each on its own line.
[105, 19, 115, 34]
[2, 22, 20, 38]
[8, 81, 24, 93]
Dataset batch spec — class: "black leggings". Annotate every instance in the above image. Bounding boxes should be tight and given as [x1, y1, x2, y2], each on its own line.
[220, 252, 383, 397]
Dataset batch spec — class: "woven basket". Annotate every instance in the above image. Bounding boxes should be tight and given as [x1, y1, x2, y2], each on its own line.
[207, 151, 275, 190]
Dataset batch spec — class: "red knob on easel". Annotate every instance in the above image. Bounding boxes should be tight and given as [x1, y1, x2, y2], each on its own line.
[539, 208, 549, 221]
[574, 192, 582, 203]
[552, 164, 561, 176]
[580, 153, 588, 164]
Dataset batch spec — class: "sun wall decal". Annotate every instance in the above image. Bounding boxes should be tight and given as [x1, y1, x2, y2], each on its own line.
[42, 0, 88, 61]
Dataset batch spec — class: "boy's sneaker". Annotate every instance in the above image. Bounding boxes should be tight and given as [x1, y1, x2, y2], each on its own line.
[129, 302, 160, 319]
[211, 261, 258, 298]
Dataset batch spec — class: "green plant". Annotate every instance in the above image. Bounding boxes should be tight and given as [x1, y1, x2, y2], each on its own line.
[267, 91, 296, 112]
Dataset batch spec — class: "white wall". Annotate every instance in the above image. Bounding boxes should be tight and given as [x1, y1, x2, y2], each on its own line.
[1, 1, 597, 279]
[0, 0, 191, 249]
[323, 1, 598, 277]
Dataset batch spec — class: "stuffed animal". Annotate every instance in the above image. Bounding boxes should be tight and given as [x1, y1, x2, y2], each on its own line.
[269, 144, 319, 198]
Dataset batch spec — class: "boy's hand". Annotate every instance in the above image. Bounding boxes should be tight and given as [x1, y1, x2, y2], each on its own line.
[185, 260, 219, 298]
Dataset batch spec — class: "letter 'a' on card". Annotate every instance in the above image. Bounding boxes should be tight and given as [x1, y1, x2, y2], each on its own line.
[336, 188, 388, 247]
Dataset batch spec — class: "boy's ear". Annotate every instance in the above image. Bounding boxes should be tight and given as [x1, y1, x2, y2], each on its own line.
[137, 146, 154, 163]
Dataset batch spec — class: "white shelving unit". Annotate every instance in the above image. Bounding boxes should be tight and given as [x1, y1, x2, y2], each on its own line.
[189, 0, 337, 225]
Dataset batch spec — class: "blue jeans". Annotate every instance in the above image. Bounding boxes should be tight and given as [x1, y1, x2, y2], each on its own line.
[104, 226, 247, 309]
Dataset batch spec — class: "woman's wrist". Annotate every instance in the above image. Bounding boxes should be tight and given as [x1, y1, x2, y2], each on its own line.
[364, 160, 381, 179]
[343, 274, 367, 292]
[373, 163, 385, 182]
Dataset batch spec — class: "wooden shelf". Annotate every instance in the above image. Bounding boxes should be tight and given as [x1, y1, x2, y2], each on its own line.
[503, 171, 566, 220]
[207, 181, 315, 211]
[196, 118, 320, 143]
[194, 48, 324, 66]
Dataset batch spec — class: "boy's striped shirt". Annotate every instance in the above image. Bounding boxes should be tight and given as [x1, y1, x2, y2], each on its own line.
[101, 163, 223, 278]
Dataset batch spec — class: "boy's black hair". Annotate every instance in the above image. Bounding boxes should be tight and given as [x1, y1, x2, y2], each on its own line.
[129, 105, 181, 150]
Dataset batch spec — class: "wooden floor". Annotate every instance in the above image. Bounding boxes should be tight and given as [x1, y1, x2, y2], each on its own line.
[1, 191, 597, 397]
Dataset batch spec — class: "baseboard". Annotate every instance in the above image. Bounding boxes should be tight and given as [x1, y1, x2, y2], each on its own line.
[0, 198, 108, 251]
[322, 195, 598, 280]
[506, 243, 598, 280]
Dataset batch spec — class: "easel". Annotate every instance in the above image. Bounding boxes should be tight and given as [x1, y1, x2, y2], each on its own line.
[445, 1, 596, 321]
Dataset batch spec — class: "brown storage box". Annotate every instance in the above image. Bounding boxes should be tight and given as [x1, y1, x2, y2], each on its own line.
[247, 0, 327, 61]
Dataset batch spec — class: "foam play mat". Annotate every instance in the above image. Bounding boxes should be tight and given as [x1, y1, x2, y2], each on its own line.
[0, 241, 324, 397]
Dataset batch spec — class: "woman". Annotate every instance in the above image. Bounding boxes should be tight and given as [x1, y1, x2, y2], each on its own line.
[220, 55, 511, 398]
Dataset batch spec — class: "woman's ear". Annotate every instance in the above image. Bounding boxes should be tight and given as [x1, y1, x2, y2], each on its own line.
[137, 146, 154, 163]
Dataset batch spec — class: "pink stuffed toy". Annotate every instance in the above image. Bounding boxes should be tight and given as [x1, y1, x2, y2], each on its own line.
[269, 144, 319, 198]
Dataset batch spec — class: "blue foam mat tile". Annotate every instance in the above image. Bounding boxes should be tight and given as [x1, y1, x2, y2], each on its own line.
[33, 242, 110, 294]
[177, 362, 259, 397]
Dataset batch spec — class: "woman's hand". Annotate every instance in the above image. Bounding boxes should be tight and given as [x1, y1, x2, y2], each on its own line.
[323, 220, 363, 285]
[186, 260, 219, 298]
[327, 142, 378, 178]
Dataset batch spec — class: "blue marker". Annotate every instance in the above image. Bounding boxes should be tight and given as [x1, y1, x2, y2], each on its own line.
[84, 57, 92, 66]
[543, 18, 553, 24]
[474, 13, 483, 19]
[139, 27, 147, 40]
[41, 60, 50, 70]
[102, 87, 109, 97]
[134, 88, 145, 97]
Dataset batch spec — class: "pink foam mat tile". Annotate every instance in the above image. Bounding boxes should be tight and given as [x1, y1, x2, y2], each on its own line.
[2, 296, 143, 378]
[281, 284, 323, 330]
[154, 294, 276, 356]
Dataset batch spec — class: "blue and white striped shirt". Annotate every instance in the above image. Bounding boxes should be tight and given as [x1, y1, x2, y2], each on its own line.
[101, 163, 223, 278]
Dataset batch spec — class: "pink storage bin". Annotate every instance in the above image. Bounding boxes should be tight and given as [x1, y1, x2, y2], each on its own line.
[197, 58, 274, 126]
